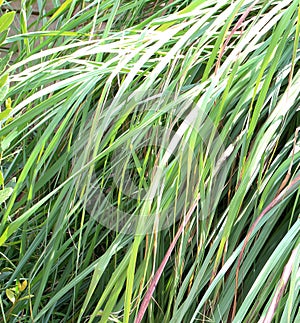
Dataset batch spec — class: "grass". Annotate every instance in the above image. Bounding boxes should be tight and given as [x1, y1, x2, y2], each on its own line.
[0, 0, 299, 322]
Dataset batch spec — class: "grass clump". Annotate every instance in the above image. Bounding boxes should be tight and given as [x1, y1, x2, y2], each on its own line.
[0, 0, 299, 322]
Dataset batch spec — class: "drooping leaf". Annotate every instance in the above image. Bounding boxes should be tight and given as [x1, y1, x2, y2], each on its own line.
[20, 280, 28, 292]
[5, 288, 15, 303]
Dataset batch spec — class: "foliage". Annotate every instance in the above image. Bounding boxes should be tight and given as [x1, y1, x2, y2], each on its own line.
[0, 0, 299, 322]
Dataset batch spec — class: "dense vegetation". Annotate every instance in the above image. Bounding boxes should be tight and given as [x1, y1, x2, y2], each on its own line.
[0, 0, 299, 322]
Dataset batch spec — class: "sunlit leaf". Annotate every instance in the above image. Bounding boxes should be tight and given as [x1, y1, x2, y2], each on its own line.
[0, 12, 15, 33]
[5, 289, 15, 303]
